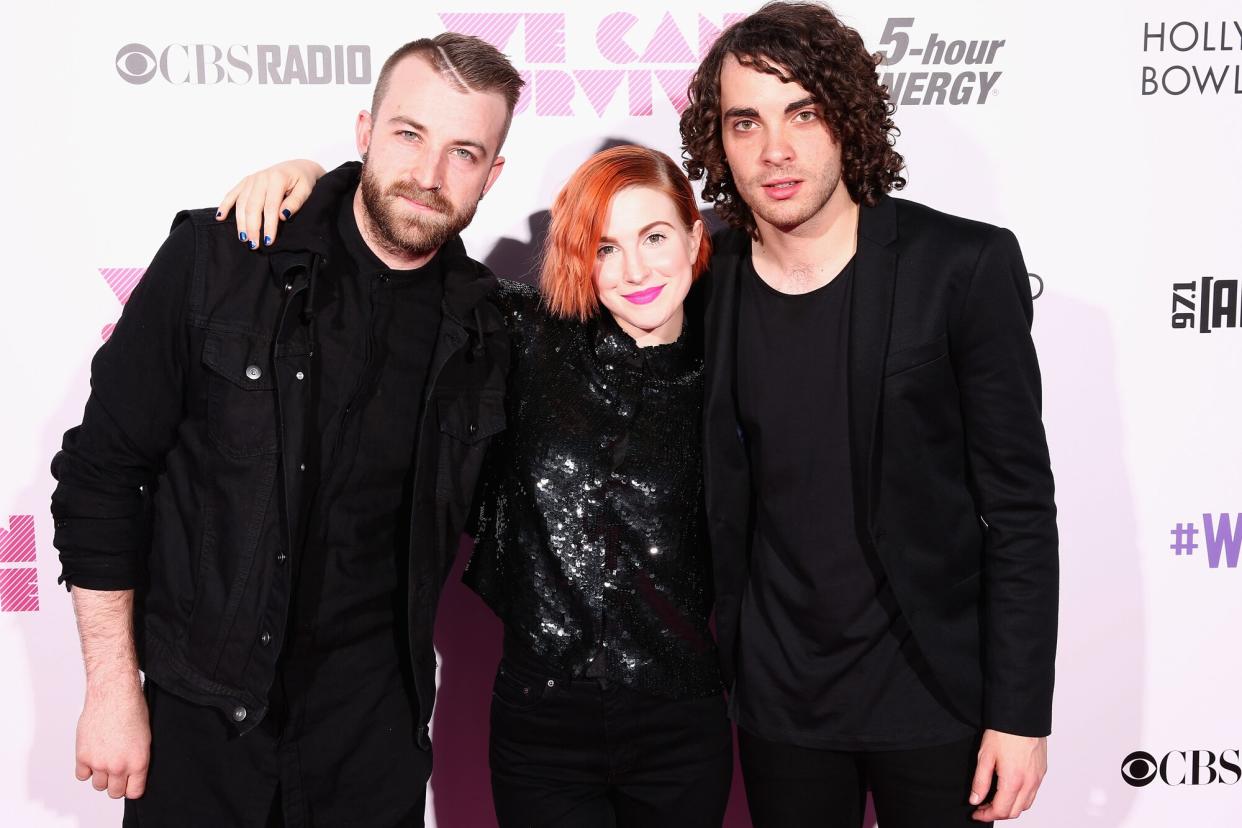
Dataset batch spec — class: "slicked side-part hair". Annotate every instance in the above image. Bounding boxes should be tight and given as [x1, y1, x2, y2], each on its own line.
[680, 1, 906, 239]
[540, 145, 712, 323]
[371, 33, 525, 152]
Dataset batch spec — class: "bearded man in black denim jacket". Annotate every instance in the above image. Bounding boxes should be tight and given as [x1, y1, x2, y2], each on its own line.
[51, 34, 519, 827]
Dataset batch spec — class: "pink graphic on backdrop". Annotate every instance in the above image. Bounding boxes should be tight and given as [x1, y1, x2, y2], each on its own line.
[640, 13, 697, 63]
[597, 13, 640, 64]
[0, 569, 39, 612]
[0, 516, 38, 612]
[628, 70, 653, 116]
[437, 13, 524, 54]
[574, 70, 627, 115]
[654, 70, 694, 113]
[436, 11, 744, 118]
[700, 13, 748, 56]
[534, 70, 575, 116]
[98, 267, 146, 341]
[522, 14, 566, 63]
[436, 13, 565, 63]
[0, 516, 36, 564]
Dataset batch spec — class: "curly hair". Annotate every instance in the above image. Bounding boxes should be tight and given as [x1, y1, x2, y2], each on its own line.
[681, 2, 906, 239]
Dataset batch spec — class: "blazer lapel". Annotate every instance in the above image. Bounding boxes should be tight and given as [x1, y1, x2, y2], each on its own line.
[849, 196, 898, 542]
[702, 229, 750, 531]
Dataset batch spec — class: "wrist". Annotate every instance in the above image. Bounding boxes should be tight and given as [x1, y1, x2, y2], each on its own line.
[85, 663, 141, 697]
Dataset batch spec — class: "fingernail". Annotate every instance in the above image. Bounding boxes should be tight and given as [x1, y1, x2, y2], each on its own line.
[239, 231, 248, 242]
[215, 210, 222, 219]
[969, 794, 981, 805]
[264, 236, 272, 246]
[282, 209, 291, 219]
[248, 240, 258, 250]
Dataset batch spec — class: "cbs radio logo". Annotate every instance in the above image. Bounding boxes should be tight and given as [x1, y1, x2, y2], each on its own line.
[115, 42, 371, 85]
[1121, 749, 1242, 787]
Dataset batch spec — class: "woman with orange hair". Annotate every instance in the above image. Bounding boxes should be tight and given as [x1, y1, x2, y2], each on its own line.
[219, 146, 732, 827]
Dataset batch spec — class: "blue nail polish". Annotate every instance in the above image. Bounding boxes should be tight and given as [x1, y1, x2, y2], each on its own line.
[215, 211, 222, 219]
[282, 209, 291, 219]
[248, 240, 258, 250]
[239, 231, 248, 242]
[264, 236, 272, 246]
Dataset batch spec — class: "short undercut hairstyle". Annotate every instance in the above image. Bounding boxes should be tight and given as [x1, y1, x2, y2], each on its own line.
[681, 1, 906, 239]
[371, 33, 525, 151]
[540, 145, 712, 322]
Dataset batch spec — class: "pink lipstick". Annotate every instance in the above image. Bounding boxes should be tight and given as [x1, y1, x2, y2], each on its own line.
[623, 285, 664, 305]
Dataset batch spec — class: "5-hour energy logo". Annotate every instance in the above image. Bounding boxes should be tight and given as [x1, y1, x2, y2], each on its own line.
[875, 18, 1006, 106]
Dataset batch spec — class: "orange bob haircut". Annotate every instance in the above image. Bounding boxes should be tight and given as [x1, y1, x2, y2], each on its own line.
[540, 145, 712, 322]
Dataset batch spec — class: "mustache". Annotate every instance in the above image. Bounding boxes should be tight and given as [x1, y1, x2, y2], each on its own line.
[386, 182, 452, 214]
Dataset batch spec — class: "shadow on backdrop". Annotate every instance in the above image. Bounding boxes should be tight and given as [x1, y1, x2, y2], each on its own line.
[1018, 294, 1143, 827]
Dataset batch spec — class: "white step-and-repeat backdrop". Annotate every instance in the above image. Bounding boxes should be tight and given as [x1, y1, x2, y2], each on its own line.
[1, 0, 1238, 825]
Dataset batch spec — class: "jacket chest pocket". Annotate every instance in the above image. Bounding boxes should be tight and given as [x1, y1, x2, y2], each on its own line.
[437, 393, 507, 446]
[884, 334, 948, 377]
[201, 331, 280, 457]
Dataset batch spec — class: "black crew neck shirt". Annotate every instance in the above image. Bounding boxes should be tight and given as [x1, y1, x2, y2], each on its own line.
[733, 254, 973, 751]
[270, 190, 445, 819]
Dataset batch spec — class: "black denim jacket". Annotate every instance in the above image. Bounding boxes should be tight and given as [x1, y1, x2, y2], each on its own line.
[51, 163, 509, 744]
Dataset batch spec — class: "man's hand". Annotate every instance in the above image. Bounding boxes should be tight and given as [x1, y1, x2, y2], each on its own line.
[75, 674, 150, 799]
[969, 729, 1047, 821]
[70, 586, 150, 799]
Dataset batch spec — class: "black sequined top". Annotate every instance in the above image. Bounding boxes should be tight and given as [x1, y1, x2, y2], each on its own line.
[465, 280, 721, 699]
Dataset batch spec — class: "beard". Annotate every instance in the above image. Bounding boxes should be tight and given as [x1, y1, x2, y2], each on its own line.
[359, 158, 480, 259]
[743, 166, 840, 232]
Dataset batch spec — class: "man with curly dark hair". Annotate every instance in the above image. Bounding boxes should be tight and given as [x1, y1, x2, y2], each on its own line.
[682, 3, 1058, 826]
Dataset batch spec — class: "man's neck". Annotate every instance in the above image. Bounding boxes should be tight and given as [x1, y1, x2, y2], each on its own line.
[352, 189, 438, 271]
[751, 191, 860, 295]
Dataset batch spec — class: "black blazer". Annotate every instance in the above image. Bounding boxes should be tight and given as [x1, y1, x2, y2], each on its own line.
[703, 195, 1058, 737]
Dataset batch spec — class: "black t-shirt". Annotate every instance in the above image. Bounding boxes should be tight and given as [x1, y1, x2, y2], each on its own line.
[286, 189, 444, 658]
[273, 191, 444, 810]
[733, 254, 973, 750]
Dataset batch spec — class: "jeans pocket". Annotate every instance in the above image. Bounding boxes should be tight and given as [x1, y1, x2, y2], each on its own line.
[491, 660, 558, 712]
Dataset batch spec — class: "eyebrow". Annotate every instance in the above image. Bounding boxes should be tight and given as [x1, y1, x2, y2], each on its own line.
[784, 96, 817, 113]
[598, 220, 674, 243]
[722, 96, 818, 121]
[388, 116, 490, 154]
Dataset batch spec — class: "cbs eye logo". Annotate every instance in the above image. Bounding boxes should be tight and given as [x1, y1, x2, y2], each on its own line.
[1029, 273, 1044, 300]
[1120, 751, 1159, 787]
[115, 43, 157, 84]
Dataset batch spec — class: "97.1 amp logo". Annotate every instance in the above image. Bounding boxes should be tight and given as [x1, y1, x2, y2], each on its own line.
[875, 18, 1006, 106]
[0, 516, 39, 613]
[1172, 278, 1239, 332]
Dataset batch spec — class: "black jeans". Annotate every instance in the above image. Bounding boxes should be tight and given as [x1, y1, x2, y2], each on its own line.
[123, 669, 430, 827]
[489, 643, 733, 828]
[739, 728, 990, 828]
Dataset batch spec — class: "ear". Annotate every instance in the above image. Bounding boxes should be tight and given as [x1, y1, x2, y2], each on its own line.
[355, 110, 374, 158]
[688, 218, 705, 258]
[480, 155, 506, 199]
